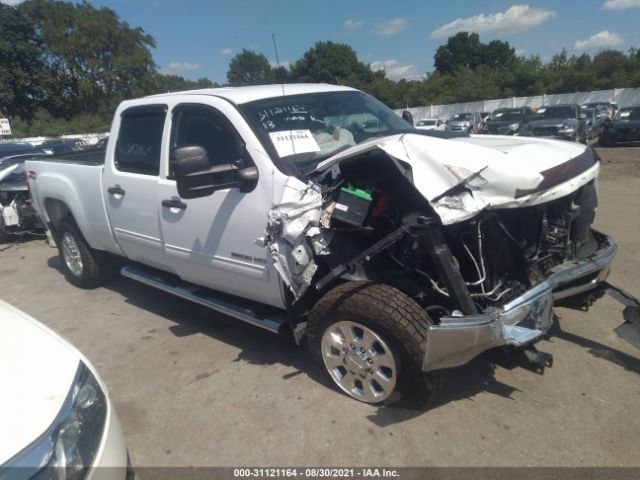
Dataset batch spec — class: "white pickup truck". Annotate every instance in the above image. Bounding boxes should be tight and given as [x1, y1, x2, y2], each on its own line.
[26, 84, 616, 405]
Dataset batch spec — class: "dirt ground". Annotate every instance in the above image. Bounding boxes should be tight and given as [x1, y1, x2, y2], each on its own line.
[1, 146, 639, 468]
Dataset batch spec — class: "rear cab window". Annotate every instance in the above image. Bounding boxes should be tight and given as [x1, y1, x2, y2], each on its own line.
[115, 105, 167, 175]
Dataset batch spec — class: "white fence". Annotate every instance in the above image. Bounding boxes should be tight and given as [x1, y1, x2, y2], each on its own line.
[401, 87, 640, 120]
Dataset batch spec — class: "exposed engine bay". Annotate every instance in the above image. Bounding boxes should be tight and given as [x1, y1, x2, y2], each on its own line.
[261, 133, 605, 323]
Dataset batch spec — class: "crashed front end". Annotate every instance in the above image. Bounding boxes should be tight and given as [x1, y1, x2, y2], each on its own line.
[262, 133, 616, 372]
[423, 229, 615, 370]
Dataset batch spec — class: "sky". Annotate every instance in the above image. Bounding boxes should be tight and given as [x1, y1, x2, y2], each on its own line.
[4, 0, 640, 83]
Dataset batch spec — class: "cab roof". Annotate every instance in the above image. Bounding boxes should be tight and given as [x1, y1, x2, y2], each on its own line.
[145, 83, 356, 105]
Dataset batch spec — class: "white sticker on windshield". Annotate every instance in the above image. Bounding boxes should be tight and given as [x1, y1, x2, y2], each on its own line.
[537, 108, 546, 113]
[269, 129, 320, 158]
[620, 111, 631, 117]
[494, 112, 504, 118]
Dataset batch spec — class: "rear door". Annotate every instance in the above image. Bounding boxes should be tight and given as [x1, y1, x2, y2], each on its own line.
[103, 104, 168, 267]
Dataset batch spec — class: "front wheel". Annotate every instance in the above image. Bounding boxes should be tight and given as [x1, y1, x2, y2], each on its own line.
[56, 220, 109, 289]
[307, 282, 445, 406]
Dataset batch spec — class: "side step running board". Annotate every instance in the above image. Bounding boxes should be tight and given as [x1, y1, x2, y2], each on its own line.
[121, 264, 287, 333]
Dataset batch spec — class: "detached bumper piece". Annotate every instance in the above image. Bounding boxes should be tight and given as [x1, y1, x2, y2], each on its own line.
[422, 231, 616, 371]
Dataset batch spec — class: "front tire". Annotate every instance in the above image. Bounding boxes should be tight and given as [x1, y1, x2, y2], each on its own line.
[307, 282, 445, 406]
[56, 219, 109, 289]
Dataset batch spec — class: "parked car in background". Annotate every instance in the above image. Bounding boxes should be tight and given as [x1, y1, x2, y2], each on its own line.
[41, 138, 85, 155]
[0, 142, 41, 158]
[582, 102, 616, 119]
[445, 112, 481, 133]
[481, 107, 534, 135]
[611, 102, 619, 116]
[0, 144, 47, 242]
[478, 112, 491, 129]
[601, 105, 640, 146]
[95, 136, 109, 150]
[518, 104, 588, 143]
[582, 107, 604, 140]
[0, 299, 130, 479]
[414, 118, 445, 131]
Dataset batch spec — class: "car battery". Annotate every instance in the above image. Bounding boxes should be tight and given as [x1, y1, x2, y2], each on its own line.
[331, 185, 372, 227]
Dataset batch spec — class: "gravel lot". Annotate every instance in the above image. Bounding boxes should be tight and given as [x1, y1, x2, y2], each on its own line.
[1, 147, 639, 468]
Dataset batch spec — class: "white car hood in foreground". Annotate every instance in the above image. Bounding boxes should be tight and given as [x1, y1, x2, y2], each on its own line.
[0, 300, 79, 464]
[317, 133, 599, 224]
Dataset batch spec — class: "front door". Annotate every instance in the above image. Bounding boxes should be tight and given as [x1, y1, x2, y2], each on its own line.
[157, 100, 282, 308]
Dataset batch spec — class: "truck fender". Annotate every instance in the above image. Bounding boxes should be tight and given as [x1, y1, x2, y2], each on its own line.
[37, 173, 98, 249]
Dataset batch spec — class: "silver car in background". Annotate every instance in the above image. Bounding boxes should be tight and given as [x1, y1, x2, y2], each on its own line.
[445, 112, 481, 133]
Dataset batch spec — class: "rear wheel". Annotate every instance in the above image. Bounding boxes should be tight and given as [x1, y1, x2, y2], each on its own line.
[56, 219, 109, 288]
[307, 282, 445, 406]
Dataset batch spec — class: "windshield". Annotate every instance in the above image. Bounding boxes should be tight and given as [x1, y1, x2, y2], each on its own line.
[239, 91, 411, 177]
[416, 120, 436, 126]
[532, 106, 575, 120]
[614, 107, 640, 121]
[488, 110, 523, 122]
[452, 113, 473, 121]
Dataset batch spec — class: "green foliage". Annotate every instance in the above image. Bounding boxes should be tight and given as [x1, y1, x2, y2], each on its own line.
[290, 41, 374, 89]
[0, 4, 49, 120]
[151, 74, 218, 94]
[10, 109, 110, 137]
[434, 33, 517, 75]
[19, 0, 157, 117]
[1, 0, 220, 137]
[227, 49, 274, 86]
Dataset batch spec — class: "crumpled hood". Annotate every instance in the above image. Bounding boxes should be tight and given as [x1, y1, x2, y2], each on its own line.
[317, 133, 599, 224]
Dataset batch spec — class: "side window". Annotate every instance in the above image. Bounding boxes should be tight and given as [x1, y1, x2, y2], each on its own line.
[115, 105, 166, 175]
[169, 105, 245, 180]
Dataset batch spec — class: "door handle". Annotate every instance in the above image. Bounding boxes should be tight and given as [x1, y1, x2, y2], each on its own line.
[162, 198, 187, 210]
[108, 186, 125, 195]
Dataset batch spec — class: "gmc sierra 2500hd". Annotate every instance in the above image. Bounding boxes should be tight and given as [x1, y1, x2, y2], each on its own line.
[26, 84, 616, 405]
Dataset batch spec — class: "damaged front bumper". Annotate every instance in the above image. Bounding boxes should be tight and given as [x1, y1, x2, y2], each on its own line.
[422, 230, 616, 371]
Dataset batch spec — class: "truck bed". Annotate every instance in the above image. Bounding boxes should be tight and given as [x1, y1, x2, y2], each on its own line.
[26, 155, 120, 254]
[31, 149, 106, 166]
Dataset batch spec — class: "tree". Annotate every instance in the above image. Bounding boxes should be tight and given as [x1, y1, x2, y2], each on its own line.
[505, 56, 546, 96]
[434, 32, 483, 74]
[591, 50, 631, 90]
[448, 66, 500, 102]
[19, 0, 157, 118]
[434, 32, 516, 75]
[0, 3, 48, 119]
[226, 49, 274, 86]
[290, 41, 374, 88]
[273, 65, 291, 83]
[152, 74, 217, 94]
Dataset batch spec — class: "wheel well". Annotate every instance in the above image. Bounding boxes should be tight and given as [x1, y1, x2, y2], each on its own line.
[44, 198, 74, 234]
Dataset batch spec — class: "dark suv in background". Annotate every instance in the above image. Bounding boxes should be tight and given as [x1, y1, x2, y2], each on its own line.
[481, 107, 534, 135]
[518, 104, 588, 143]
[601, 105, 640, 146]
